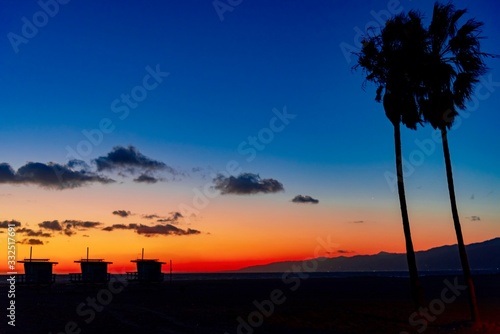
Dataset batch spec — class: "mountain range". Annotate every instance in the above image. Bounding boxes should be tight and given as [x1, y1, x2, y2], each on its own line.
[237, 237, 500, 273]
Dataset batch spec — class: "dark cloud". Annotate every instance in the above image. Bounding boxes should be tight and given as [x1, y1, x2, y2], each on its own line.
[291, 195, 319, 204]
[63, 220, 102, 229]
[102, 223, 139, 232]
[38, 220, 102, 236]
[16, 228, 51, 237]
[156, 212, 183, 223]
[112, 210, 132, 218]
[142, 214, 160, 220]
[213, 173, 284, 195]
[39, 220, 63, 231]
[349, 220, 366, 224]
[102, 214, 198, 236]
[0, 220, 21, 228]
[0, 162, 114, 189]
[134, 174, 159, 183]
[94, 146, 171, 174]
[18, 238, 44, 245]
[336, 250, 354, 254]
[137, 224, 200, 237]
[467, 216, 481, 221]
[0, 163, 16, 182]
[102, 222, 198, 236]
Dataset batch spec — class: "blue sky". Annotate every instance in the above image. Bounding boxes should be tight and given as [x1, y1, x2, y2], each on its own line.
[0, 0, 499, 269]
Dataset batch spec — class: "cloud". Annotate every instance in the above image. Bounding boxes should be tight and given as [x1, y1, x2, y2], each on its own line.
[349, 220, 366, 224]
[142, 214, 160, 220]
[112, 210, 132, 218]
[102, 222, 198, 236]
[141, 212, 182, 223]
[291, 195, 319, 204]
[39, 220, 63, 231]
[102, 223, 139, 231]
[134, 174, 159, 183]
[0, 220, 21, 228]
[0, 163, 16, 182]
[156, 212, 183, 223]
[0, 162, 114, 189]
[467, 216, 481, 221]
[63, 220, 102, 229]
[16, 228, 52, 237]
[213, 173, 284, 195]
[17, 238, 44, 245]
[336, 250, 354, 254]
[136, 224, 200, 237]
[38, 220, 102, 236]
[94, 146, 173, 175]
[102, 212, 197, 236]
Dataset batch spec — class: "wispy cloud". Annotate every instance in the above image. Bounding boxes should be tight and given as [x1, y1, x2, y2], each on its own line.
[213, 173, 284, 195]
[291, 195, 319, 204]
[349, 220, 366, 224]
[466, 216, 481, 221]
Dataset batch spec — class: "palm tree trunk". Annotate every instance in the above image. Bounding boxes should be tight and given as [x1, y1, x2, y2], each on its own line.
[394, 122, 424, 308]
[440, 128, 480, 324]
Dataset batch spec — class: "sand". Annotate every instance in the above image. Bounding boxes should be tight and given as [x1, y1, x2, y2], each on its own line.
[1, 274, 499, 334]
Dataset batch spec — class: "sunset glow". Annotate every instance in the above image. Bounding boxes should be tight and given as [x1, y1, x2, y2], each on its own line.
[1, 0, 499, 275]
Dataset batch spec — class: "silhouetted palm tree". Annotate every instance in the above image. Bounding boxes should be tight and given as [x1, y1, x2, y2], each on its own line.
[355, 12, 427, 308]
[419, 2, 496, 324]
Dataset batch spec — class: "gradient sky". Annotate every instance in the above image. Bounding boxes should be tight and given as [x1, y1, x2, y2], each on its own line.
[1, 0, 499, 273]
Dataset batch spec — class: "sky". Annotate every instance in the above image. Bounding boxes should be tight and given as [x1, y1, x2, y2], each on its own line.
[0, 0, 499, 273]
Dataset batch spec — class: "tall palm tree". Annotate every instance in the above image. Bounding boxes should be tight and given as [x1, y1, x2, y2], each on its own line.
[355, 12, 427, 308]
[419, 2, 496, 324]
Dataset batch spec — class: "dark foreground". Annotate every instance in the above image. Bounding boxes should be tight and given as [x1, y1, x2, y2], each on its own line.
[1, 274, 499, 334]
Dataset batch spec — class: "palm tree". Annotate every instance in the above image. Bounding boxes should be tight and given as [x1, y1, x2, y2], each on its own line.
[419, 2, 496, 324]
[355, 12, 427, 308]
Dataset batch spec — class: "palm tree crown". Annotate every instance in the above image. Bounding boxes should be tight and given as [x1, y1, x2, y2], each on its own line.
[356, 11, 427, 129]
[420, 2, 492, 129]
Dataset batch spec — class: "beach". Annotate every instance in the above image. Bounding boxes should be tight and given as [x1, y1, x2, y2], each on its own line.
[1, 274, 499, 334]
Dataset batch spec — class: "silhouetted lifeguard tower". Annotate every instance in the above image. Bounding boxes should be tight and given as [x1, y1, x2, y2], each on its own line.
[127, 248, 166, 282]
[70, 248, 112, 283]
[17, 247, 57, 284]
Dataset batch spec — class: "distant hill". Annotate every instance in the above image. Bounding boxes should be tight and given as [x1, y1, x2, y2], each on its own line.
[237, 238, 500, 273]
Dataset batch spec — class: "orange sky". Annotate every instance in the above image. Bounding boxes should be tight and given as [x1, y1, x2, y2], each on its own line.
[1, 180, 498, 274]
